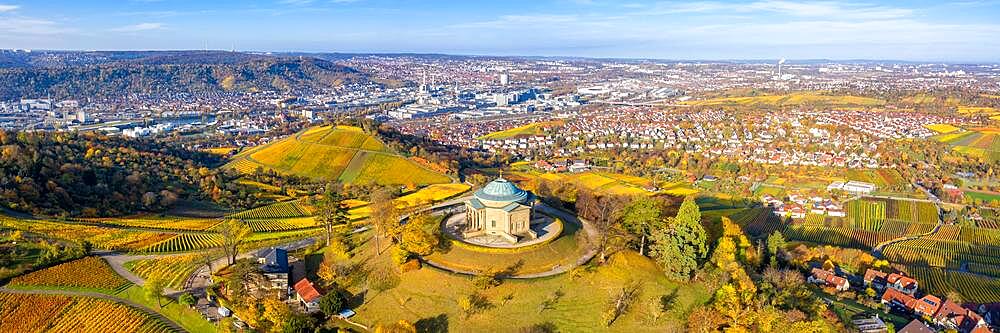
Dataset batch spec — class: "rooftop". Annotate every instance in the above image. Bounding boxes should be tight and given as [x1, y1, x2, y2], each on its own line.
[474, 176, 529, 203]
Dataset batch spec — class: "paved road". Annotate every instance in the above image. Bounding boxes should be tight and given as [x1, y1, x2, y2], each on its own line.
[0, 287, 188, 333]
[421, 203, 599, 279]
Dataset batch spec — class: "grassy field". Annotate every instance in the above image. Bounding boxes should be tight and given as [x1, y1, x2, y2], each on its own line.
[356, 248, 711, 332]
[680, 92, 884, 107]
[227, 125, 451, 186]
[509, 170, 684, 197]
[923, 123, 961, 134]
[477, 121, 563, 140]
[965, 190, 1000, 203]
[348, 183, 472, 219]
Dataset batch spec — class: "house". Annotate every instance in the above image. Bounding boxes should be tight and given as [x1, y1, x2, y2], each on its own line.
[934, 300, 989, 333]
[863, 269, 888, 290]
[897, 319, 934, 333]
[881, 288, 917, 310]
[808, 268, 850, 291]
[789, 205, 807, 219]
[569, 159, 589, 173]
[828, 209, 846, 217]
[256, 247, 289, 298]
[852, 315, 888, 333]
[887, 273, 919, 295]
[914, 295, 942, 318]
[293, 278, 324, 312]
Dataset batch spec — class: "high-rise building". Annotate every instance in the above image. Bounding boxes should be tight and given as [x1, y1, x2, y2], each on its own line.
[499, 73, 509, 86]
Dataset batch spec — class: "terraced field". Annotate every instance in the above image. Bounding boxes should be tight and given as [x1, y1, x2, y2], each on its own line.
[227, 125, 450, 186]
[126, 254, 205, 290]
[0, 293, 177, 333]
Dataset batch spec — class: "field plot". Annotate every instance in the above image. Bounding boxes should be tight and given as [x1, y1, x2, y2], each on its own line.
[508, 170, 673, 198]
[74, 215, 220, 231]
[0, 293, 176, 333]
[141, 234, 223, 253]
[935, 128, 1000, 161]
[906, 267, 1000, 303]
[8, 256, 131, 292]
[923, 124, 961, 134]
[680, 92, 884, 107]
[127, 254, 205, 290]
[228, 200, 313, 220]
[0, 215, 175, 252]
[243, 216, 318, 232]
[227, 125, 449, 186]
[476, 121, 563, 140]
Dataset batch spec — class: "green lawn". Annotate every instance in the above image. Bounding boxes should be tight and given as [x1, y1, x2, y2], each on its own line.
[357, 251, 711, 332]
[425, 218, 587, 275]
[965, 190, 1000, 203]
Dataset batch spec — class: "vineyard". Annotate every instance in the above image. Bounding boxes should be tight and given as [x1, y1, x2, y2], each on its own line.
[8, 257, 131, 292]
[0, 293, 176, 333]
[140, 234, 223, 253]
[883, 238, 1000, 270]
[0, 215, 175, 252]
[126, 254, 205, 290]
[905, 266, 1000, 303]
[848, 200, 885, 231]
[242, 216, 319, 232]
[228, 200, 314, 220]
[73, 215, 221, 231]
[732, 208, 785, 237]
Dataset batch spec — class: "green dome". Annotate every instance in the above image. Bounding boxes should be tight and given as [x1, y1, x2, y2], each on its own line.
[474, 177, 529, 203]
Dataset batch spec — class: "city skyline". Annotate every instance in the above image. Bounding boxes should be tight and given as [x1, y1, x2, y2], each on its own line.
[0, 0, 999, 62]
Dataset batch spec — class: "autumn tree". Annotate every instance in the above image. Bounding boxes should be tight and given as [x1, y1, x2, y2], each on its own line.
[370, 188, 400, 255]
[144, 275, 165, 309]
[767, 231, 787, 267]
[620, 196, 663, 256]
[316, 184, 349, 247]
[576, 188, 625, 263]
[400, 214, 440, 256]
[650, 196, 707, 280]
[219, 218, 251, 265]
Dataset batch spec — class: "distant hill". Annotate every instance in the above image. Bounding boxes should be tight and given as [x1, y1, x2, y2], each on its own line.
[0, 51, 367, 100]
[227, 125, 452, 187]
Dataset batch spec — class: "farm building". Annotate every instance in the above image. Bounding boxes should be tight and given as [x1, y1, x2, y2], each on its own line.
[843, 181, 877, 194]
[808, 268, 850, 291]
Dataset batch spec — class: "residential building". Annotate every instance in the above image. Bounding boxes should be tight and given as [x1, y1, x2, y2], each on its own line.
[257, 247, 290, 298]
[293, 278, 323, 312]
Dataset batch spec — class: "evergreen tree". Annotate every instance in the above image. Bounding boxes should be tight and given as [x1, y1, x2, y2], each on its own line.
[767, 231, 787, 267]
[650, 196, 707, 281]
[317, 184, 349, 247]
[620, 197, 663, 256]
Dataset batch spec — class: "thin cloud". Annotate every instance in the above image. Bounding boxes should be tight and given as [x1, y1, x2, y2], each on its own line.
[110, 22, 165, 32]
[0, 4, 19, 12]
[645, 1, 913, 20]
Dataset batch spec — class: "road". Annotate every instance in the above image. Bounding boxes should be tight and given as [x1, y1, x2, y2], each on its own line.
[0, 287, 187, 333]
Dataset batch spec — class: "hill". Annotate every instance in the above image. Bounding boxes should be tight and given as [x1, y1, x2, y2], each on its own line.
[0, 51, 366, 100]
[227, 125, 452, 186]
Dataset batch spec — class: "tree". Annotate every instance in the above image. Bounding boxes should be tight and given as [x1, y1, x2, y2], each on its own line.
[219, 218, 251, 265]
[603, 281, 642, 326]
[650, 196, 707, 281]
[317, 184, 349, 247]
[281, 313, 315, 333]
[370, 188, 400, 255]
[318, 291, 343, 317]
[577, 189, 625, 263]
[767, 231, 787, 267]
[144, 275, 165, 309]
[263, 296, 292, 329]
[620, 197, 663, 256]
[400, 214, 439, 256]
[178, 293, 196, 307]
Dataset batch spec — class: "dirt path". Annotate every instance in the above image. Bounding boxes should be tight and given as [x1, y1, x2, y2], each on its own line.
[0, 287, 188, 333]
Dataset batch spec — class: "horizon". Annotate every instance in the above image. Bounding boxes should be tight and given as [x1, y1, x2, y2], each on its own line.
[1, 1, 999, 62]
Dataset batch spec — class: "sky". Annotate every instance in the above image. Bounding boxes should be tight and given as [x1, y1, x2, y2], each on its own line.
[0, 0, 998, 61]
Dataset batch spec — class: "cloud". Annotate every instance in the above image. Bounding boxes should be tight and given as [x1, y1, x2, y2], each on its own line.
[0, 17, 76, 35]
[111, 22, 165, 32]
[0, 4, 18, 12]
[645, 1, 913, 20]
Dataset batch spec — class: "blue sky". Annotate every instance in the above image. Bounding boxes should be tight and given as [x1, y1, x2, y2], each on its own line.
[0, 0, 998, 61]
